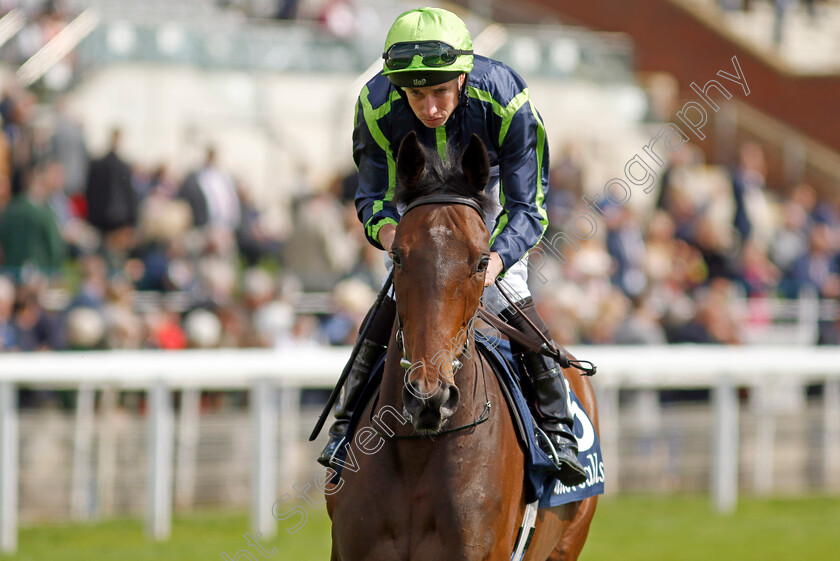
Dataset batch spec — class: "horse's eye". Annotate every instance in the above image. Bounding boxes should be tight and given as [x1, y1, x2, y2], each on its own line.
[390, 251, 402, 268]
[476, 256, 490, 273]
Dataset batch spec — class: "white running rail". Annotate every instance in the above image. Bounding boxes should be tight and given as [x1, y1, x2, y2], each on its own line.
[0, 344, 839, 552]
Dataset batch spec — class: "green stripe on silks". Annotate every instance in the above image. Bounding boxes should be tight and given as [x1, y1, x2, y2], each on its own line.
[436, 126, 447, 161]
[489, 184, 508, 247]
[467, 86, 532, 146]
[528, 100, 549, 232]
[360, 87, 402, 241]
[470, 86, 548, 279]
[499, 89, 531, 145]
[467, 86, 505, 118]
[471, 84, 535, 246]
[489, 183, 510, 279]
[491, 101, 549, 278]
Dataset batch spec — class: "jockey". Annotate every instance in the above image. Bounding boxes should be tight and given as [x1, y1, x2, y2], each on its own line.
[319, 7, 588, 487]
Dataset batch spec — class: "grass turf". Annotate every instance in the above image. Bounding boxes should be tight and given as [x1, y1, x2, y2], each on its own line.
[2, 495, 838, 560]
[584, 495, 840, 561]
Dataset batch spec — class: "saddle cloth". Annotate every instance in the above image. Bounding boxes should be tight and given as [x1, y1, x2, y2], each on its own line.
[329, 336, 604, 508]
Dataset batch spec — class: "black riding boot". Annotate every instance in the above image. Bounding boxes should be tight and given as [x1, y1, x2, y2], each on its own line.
[499, 296, 588, 486]
[317, 296, 396, 468]
[317, 339, 387, 468]
[522, 351, 588, 486]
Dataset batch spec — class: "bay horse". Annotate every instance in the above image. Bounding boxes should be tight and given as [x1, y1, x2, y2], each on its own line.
[326, 132, 598, 561]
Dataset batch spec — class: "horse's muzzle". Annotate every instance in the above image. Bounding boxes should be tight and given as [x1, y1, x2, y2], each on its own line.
[402, 378, 460, 434]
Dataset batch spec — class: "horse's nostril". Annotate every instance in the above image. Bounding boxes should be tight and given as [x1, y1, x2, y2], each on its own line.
[402, 382, 423, 416]
[402, 379, 460, 428]
[440, 384, 459, 419]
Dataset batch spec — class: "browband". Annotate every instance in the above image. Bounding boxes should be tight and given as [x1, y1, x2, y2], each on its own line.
[402, 194, 485, 220]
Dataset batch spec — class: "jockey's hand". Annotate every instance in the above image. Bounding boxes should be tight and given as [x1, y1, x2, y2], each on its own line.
[379, 224, 397, 253]
[484, 252, 504, 287]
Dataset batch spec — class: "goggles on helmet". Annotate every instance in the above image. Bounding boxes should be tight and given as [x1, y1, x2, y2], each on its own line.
[382, 40, 473, 71]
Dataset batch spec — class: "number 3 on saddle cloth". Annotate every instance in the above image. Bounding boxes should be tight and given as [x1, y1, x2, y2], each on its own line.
[328, 336, 605, 507]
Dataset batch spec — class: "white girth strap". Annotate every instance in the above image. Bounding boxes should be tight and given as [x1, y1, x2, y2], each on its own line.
[510, 500, 539, 561]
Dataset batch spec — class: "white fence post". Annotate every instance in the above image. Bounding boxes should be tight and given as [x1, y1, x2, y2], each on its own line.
[712, 374, 739, 514]
[146, 379, 173, 541]
[824, 380, 840, 491]
[96, 386, 118, 518]
[596, 383, 620, 495]
[175, 388, 200, 510]
[278, 387, 301, 493]
[251, 378, 277, 538]
[0, 382, 17, 553]
[71, 385, 95, 520]
[751, 381, 775, 495]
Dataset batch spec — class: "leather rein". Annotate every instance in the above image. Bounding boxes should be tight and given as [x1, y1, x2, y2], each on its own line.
[381, 194, 594, 441]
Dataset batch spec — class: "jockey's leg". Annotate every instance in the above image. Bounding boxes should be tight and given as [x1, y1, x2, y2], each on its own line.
[484, 262, 587, 487]
[317, 296, 395, 468]
[500, 297, 588, 486]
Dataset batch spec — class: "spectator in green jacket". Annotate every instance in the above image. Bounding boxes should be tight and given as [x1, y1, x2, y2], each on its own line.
[0, 160, 67, 280]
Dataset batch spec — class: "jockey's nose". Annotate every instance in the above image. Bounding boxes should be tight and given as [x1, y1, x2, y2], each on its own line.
[402, 377, 460, 431]
[425, 96, 438, 117]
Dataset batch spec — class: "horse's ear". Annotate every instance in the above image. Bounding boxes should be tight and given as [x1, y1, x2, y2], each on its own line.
[461, 134, 490, 193]
[396, 131, 426, 189]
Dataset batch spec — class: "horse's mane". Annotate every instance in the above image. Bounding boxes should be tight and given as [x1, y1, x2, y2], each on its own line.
[394, 142, 494, 214]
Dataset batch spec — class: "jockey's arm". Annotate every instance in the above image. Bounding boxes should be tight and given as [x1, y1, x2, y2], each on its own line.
[487, 78, 549, 275]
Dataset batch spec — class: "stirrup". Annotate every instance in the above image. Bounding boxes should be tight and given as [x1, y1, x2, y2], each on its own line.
[535, 426, 562, 465]
[534, 426, 588, 486]
[317, 435, 347, 469]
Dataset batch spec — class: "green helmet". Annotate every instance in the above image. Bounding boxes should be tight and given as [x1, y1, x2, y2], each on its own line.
[382, 8, 474, 88]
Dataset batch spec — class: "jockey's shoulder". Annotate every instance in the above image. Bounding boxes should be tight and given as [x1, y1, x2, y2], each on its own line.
[467, 55, 530, 108]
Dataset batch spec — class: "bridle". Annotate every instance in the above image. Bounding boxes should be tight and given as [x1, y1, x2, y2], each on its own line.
[394, 193, 486, 373]
[401, 193, 485, 221]
[386, 193, 492, 439]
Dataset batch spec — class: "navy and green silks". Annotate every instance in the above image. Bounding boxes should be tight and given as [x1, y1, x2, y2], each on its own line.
[353, 54, 550, 272]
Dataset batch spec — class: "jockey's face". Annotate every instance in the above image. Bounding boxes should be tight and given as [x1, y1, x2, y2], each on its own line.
[403, 74, 465, 129]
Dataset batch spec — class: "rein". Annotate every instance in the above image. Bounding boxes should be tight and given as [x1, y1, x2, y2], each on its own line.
[479, 281, 597, 376]
[382, 193, 594, 442]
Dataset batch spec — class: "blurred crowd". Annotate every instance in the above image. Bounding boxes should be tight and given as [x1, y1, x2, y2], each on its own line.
[0, 2, 837, 362]
[533, 140, 840, 347]
[1, 77, 838, 358]
[0, 82, 386, 356]
[713, 0, 833, 46]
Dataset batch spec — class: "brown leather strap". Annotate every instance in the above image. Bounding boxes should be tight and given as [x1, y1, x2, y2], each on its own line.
[476, 305, 544, 354]
[403, 194, 485, 220]
[476, 304, 596, 376]
[477, 280, 598, 376]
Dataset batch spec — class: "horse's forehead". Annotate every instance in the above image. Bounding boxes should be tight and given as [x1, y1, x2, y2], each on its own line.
[398, 205, 487, 260]
[428, 223, 453, 248]
[417, 207, 483, 250]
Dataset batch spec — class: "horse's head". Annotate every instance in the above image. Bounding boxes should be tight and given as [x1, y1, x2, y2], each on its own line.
[391, 131, 491, 434]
